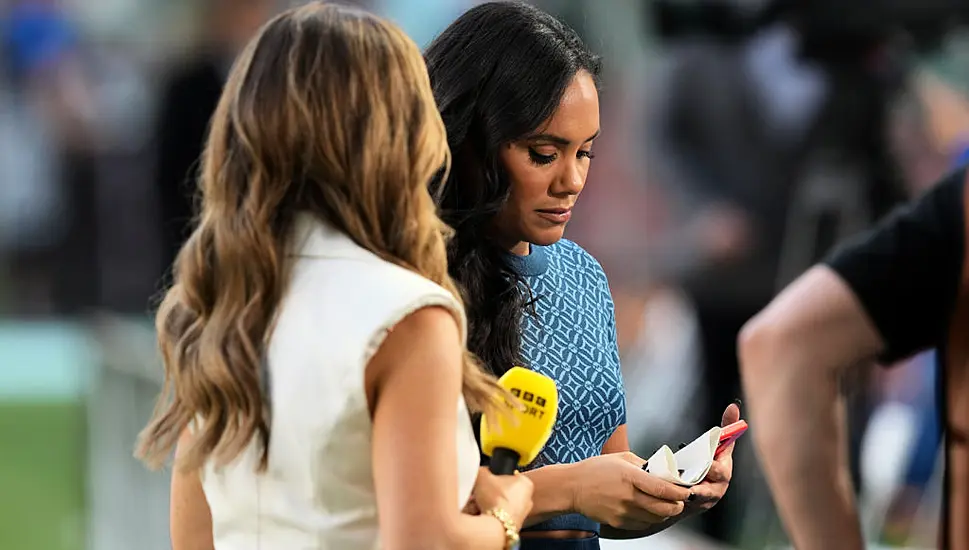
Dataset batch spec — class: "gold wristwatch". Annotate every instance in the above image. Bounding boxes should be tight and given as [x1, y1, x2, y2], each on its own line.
[486, 507, 521, 550]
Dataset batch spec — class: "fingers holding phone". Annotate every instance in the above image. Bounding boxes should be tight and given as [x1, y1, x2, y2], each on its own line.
[714, 400, 745, 459]
[571, 453, 691, 530]
[690, 401, 745, 511]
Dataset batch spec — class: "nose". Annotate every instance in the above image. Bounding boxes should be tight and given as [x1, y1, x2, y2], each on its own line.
[551, 160, 585, 196]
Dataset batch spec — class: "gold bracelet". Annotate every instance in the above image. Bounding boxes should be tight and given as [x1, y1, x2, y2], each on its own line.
[486, 507, 521, 550]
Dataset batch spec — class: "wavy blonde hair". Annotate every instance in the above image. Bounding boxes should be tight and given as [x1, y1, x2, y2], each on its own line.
[136, 2, 498, 472]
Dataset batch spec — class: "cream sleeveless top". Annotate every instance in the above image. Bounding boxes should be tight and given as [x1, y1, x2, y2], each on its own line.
[199, 214, 480, 549]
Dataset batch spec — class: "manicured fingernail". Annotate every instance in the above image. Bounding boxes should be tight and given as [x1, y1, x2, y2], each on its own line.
[688, 492, 696, 502]
[733, 398, 742, 407]
[677, 442, 687, 450]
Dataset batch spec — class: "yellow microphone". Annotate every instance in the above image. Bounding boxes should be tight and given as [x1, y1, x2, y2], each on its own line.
[480, 366, 559, 475]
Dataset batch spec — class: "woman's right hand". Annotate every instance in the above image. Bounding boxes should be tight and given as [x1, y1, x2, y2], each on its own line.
[469, 467, 535, 529]
[571, 452, 692, 530]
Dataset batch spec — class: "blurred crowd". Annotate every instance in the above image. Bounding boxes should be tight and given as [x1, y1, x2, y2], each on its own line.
[3, 0, 969, 548]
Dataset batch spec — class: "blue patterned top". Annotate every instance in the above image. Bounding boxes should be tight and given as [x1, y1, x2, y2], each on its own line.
[505, 239, 626, 538]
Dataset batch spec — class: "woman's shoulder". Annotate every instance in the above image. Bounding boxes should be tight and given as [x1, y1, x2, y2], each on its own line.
[294, 246, 462, 315]
[291, 214, 457, 299]
[286, 215, 467, 338]
[276, 255, 468, 379]
[547, 239, 608, 279]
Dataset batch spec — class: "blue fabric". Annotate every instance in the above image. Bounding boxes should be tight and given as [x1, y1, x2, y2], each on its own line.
[521, 534, 600, 550]
[904, 351, 943, 487]
[953, 141, 969, 170]
[3, 4, 77, 74]
[506, 240, 626, 539]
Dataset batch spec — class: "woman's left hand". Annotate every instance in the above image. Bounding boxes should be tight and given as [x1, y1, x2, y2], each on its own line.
[688, 402, 740, 511]
[599, 402, 741, 539]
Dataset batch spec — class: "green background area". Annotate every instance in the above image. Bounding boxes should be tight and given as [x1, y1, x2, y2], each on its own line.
[0, 322, 95, 550]
[0, 401, 87, 550]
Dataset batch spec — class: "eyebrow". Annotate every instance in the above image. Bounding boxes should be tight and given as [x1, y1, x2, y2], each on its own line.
[527, 129, 600, 146]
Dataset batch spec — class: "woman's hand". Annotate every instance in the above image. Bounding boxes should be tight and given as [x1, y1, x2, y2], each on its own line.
[467, 467, 535, 529]
[687, 402, 740, 512]
[571, 452, 693, 530]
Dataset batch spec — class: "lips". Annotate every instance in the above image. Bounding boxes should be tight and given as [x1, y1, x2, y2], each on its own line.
[535, 207, 572, 224]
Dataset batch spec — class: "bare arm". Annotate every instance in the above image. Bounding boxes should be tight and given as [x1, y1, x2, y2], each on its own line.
[517, 424, 632, 528]
[519, 463, 580, 527]
[738, 266, 883, 550]
[738, 166, 968, 548]
[367, 306, 507, 550]
[170, 430, 214, 550]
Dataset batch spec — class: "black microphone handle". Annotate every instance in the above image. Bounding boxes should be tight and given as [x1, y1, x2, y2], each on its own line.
[489, 448, 521, 475]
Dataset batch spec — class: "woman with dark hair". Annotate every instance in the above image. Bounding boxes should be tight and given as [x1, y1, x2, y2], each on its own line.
[426, 3, 737, 548]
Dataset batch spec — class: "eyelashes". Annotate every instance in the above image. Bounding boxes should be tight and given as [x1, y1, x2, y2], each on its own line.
[527, 148, 596, 166]
[528, 148, 556, 165]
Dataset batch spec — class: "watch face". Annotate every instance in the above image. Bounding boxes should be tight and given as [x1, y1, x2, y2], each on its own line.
[509, 543, 521, 550]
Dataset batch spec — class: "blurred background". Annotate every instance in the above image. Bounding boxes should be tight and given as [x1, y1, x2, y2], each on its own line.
[2, 0, 968, 548]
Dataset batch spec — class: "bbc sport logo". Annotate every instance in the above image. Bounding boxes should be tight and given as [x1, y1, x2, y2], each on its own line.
[508, 387, 548, 419]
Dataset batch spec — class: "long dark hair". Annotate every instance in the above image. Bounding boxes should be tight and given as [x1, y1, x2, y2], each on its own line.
[425, 2, 601, 377]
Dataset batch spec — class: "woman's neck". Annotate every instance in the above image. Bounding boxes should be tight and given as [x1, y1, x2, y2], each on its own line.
[490, 230, 530, 257]
[508, 241, 530, 256]
[489, 224, 529, 256]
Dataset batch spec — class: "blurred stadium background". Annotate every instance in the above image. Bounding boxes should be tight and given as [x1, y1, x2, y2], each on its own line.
[2, 0, 967, 548]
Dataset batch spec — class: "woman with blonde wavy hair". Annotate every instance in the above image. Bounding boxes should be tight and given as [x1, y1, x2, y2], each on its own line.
[135, 3, 532, 549]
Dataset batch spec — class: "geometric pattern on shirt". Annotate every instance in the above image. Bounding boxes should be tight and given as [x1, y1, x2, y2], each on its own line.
[518, 239, 626, 469]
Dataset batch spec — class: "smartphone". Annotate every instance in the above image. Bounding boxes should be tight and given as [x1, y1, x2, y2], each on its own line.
[714, 419, 747, 458]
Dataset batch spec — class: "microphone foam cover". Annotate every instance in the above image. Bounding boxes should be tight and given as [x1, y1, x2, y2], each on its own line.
[480, 366, 559, 467]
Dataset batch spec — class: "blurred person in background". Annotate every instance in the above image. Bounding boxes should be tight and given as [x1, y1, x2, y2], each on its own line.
[739, 158, 969, 549]
[747, 54, 967, 544]
[644, 0, 912, 542]
[643, 12, 822, 542]
[136, 4, 534, 549]
[425, 4, 738, 549]
[153, 0, 274, 286]
[0, 0, 99, 315]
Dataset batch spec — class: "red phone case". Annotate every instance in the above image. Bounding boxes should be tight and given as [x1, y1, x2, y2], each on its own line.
[715, 420, 747, 457]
